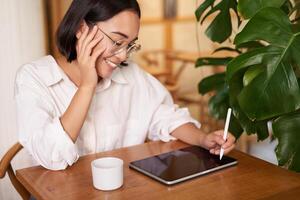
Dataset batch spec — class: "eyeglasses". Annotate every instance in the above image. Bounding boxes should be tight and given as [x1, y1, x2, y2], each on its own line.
[93, 25, 141, 58]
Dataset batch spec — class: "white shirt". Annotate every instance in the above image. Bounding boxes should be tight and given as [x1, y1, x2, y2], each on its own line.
[14, 55, 200, 170]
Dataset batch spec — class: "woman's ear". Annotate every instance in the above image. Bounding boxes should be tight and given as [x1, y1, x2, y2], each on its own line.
[76, 20, 88, 39]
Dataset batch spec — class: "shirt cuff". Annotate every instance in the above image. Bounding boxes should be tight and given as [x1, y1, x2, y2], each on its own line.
[51, 117, 79, 166]
[159, 110, 201, 142]
[149, 105, 201, 142]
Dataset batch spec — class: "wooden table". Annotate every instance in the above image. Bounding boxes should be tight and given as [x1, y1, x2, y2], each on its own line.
[16, 141, 300, 200]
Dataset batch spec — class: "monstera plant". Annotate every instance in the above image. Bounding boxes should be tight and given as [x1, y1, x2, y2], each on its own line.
[195, 0, 300, 172]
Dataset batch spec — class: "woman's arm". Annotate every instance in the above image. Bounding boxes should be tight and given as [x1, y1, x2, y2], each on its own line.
[15, 81, 79, 170]
[60, 87, 95, 142]
[60, 25, 105, 142]
[171, 123, 236, 155]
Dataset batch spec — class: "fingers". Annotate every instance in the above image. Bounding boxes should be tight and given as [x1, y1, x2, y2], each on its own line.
[210, 142, 235, 155]
[210, 148, 220, 155]
[83, 35, 104, 58]
[209, 143, 235, 156]
[223, 144, 235, 155]
[81, 25, 99, 54]
[76, 25, 99, 55]
[212, 133, 225, 146]
[208, 131, 236, 155]
[212, 130, 236, 147]
[76, 25, 106, 65]
[91, 46, 106, 64]
[76, 25, 89, 54]
[203, 131, 224, 150]
[213, 130, 225, 136]
[222, 133, 236, 149]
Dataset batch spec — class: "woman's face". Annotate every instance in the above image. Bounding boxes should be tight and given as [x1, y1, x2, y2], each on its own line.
[84, 11, 140, 79]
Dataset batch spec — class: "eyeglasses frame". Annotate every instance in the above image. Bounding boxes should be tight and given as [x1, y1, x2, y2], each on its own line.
[91, 23, 141, 57]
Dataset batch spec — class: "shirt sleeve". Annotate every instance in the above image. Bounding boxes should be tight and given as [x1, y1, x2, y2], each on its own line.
[146, 73, 201, 142]
[14, 67, 79, 170]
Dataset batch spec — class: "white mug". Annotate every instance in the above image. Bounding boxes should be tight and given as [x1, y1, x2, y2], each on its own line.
[91, 157, 124, 191]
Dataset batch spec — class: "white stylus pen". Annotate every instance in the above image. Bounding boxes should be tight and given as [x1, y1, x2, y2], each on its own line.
[220, 108, 232, 160]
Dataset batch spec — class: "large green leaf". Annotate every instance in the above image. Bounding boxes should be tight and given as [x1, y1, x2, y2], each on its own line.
[235, 8, 292, 47]
[227, 7, 300, 120]
[213, 46, 241, 54]
[208, 85, 229, 119]
[236, 41, 265, 50]
[195, 0, 215, 21]
[273, 112, 300, 172]
[243, 65, 264, 86]
[238, 55, 300, 120]
[281, 0, 293, 15]
[195, 0, 300, 172]
[199, 83, 243, 138]
[238, 0, 286, 19]
[227, 69, 256, 133]
[228, 115, 243, 139]
[195, 57, 233, 67]
[228, 68, 269, 140]
[255, 121, 270, 141]
[197, 0, 238, 43]
[207, 85, 243, 138]
[198, 73, 225, 95]
[227, 47, 271, 81]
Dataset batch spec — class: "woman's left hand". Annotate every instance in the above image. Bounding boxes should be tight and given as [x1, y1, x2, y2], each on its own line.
[202, 130, 236, 155]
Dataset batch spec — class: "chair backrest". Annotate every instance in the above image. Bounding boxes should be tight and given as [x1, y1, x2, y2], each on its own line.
[0, 142, 30, 200]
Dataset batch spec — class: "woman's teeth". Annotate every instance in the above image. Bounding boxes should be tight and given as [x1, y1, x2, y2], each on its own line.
[105, 60, 118, 68]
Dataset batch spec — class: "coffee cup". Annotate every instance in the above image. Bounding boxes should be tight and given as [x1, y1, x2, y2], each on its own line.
[91, 157, 124, 191]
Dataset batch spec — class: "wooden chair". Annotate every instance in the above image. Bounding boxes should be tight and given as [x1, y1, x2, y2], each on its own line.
[0, 142, 30, 200]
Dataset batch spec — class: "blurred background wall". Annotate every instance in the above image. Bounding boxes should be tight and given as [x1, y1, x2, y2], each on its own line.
[0, 1, 47, 199]
[0, 1, 276, 199]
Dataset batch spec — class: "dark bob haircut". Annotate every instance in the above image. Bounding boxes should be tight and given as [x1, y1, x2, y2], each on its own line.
[56, 0, 141, 62]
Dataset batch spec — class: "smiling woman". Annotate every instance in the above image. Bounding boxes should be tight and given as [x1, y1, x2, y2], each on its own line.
[55, 0, 141, 81]
[14, 0, 236, 171]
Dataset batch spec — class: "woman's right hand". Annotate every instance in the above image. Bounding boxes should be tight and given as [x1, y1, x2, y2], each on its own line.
[76, 25, 106, 89]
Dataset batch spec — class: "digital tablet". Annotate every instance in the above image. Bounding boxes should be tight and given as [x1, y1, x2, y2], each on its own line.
[129, 145, 237, 185]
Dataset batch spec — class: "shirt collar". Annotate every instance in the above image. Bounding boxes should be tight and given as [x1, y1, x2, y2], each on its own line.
[110, 67, 129, 85]
[38, 56, 63, 87]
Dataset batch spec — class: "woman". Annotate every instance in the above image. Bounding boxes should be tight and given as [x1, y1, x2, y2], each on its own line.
[15, 0, 235, 170]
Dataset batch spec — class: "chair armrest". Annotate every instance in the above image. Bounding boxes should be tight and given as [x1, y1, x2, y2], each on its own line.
[0, 143, 23, 178]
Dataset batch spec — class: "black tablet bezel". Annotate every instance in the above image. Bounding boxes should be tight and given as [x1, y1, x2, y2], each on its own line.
[129, 145, 238, 185]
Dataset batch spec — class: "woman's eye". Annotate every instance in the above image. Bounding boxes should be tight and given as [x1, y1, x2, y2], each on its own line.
[115, 41, 123, 46]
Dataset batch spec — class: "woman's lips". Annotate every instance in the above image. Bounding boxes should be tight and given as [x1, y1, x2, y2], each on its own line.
[105, 59, 118, 69]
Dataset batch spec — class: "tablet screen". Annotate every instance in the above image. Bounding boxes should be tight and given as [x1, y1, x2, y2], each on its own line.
[129, 145, 237, 185]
